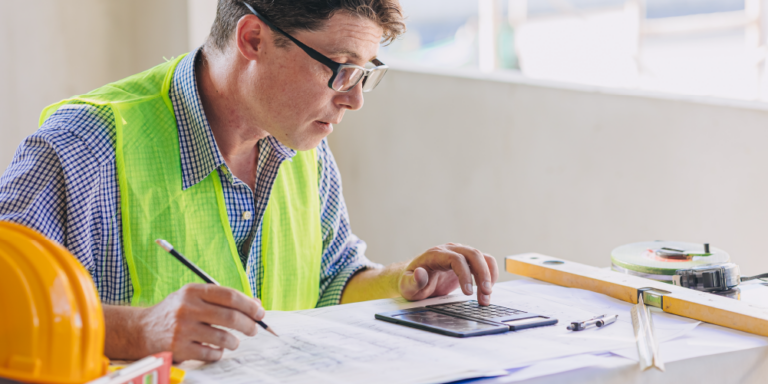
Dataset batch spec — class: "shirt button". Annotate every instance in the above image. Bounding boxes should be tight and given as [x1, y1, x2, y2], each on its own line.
[242, 211, 252, 220]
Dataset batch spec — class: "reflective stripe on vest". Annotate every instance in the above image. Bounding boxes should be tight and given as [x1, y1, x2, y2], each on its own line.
[39, 55, 322, 310]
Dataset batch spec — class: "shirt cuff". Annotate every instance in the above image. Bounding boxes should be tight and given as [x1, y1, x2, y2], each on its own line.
[316, 260, 382, 307]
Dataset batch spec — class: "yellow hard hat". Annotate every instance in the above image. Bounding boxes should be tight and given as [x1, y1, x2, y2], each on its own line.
[0, 221, 108, 383]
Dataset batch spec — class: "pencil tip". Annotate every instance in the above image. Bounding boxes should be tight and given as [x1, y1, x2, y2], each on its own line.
[266, 327, 279, 337]
[155, 239, 173, 252]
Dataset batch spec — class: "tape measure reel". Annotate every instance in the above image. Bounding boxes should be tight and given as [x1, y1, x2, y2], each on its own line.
[611, 241, 741, 293]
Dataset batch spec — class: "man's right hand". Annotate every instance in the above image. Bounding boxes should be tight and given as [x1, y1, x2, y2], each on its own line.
[103, 283, 265, 362]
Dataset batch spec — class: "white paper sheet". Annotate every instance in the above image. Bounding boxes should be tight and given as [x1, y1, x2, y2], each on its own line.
[183, 280, 703, 384]
[297, 281, 699, 370]
[184, 311, 500, 384]
[501, 279, 768, 366]
[496, 280, 701, 344]
[498, 353, 633, 383]
[611, 322, 768, 363]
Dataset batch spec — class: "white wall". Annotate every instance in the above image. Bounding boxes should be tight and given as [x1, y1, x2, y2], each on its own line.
[188, 0, 218, 50]
[3, 1, 768, 281]
[0, 0, 189, 171]
[330, 67, 768, 279]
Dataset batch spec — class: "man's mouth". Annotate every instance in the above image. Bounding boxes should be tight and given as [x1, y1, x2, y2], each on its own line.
[314, 121, 335, 131]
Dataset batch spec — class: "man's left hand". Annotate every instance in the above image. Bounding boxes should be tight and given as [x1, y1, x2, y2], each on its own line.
[398, 243, 498, 306]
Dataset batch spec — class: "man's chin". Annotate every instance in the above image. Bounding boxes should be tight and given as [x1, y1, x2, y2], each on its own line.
[294, 122, 333, 150]
[278, 133, 330, 152]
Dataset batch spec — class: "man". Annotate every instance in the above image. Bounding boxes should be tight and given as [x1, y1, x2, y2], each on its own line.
[0, 0, 497, 362]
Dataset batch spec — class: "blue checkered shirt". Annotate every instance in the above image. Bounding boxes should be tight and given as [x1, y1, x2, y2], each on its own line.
[0, 49, 379, 306]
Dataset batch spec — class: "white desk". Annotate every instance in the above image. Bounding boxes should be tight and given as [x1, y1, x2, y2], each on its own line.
[470, 346, 768, 383]
[469, 279, 768, 384]
[182, 279, 768, 384]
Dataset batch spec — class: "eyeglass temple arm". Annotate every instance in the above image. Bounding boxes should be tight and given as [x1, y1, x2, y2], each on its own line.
[241, 2, 341, 73]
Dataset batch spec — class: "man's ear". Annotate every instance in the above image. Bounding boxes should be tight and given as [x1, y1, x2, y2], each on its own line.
[236, 14, 267, 61]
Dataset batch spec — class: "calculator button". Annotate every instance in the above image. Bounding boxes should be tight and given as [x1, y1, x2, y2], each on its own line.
[433, 301, 530, 320]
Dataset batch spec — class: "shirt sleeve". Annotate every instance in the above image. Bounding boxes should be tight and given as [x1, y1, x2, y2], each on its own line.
[0, 129, 69, 245]
[0, 104, 116, 286]
[315, 138, 382, 307]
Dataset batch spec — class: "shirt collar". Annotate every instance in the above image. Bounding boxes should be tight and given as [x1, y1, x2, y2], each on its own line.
[171, 48, 297, 189]
[266, 136, 297, 160]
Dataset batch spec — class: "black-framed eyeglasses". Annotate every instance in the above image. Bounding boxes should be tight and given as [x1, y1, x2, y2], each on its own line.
[241, 2, 388, 93]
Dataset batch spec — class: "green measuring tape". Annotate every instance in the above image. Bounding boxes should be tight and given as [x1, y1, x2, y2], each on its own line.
[611, 241, 768, 296]
[611, 241, 731, 280]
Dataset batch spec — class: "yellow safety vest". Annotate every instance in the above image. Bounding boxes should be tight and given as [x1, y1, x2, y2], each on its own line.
[39, 55, 322, 310]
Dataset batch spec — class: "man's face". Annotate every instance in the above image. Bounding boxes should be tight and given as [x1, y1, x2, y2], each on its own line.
[245, 12, 383, 151]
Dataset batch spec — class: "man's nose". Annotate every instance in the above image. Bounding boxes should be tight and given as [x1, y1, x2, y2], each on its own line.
[334, 81, 365, 111]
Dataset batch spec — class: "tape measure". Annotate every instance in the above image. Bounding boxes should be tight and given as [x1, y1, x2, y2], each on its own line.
[611, 241, 740, 292]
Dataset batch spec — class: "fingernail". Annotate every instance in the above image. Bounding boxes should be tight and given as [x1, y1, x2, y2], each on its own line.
[464, 284, 473, 294]
[256, 308, 265, 318]
[483, 281, 492, 290]
[482, 294, 490, 302]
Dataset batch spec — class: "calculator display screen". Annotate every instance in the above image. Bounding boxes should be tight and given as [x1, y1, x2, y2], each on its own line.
[393, 311, 501, 332]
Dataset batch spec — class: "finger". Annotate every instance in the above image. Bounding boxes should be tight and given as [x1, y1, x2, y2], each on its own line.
[476, 254, 499, 307]
[198, 305, 259, 337]
[400, 268, 429, 300]
[485, 254, 499, 284]
[447, 245, 492, 296]
[198, 285, 265, 321]
[414, 267, 429, 290]
[174, 342, 224, 363]
[187, 286, 262, 337]
[436, 250, 474, 295]
[190, 322, 240, 351]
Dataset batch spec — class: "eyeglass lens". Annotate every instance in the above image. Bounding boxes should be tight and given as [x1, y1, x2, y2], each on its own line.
[362, 67, 387, 92]
[333, 67, 366, 92]
[332, 67, 389, 92]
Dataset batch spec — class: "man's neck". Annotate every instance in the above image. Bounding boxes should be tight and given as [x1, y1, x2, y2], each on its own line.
[196, 48, 269, 190]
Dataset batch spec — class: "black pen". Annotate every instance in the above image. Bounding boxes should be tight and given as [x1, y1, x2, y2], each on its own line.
[155, 239, 278, 337]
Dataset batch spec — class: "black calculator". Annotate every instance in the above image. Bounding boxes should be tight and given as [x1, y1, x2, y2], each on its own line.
[375, 300, 558, 337]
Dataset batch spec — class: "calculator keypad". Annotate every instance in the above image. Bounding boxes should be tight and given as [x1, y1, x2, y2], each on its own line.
[429, 301, 527, 320]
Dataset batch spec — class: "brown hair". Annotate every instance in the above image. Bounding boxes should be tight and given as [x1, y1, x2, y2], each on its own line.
[207, 0, 405, 52]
